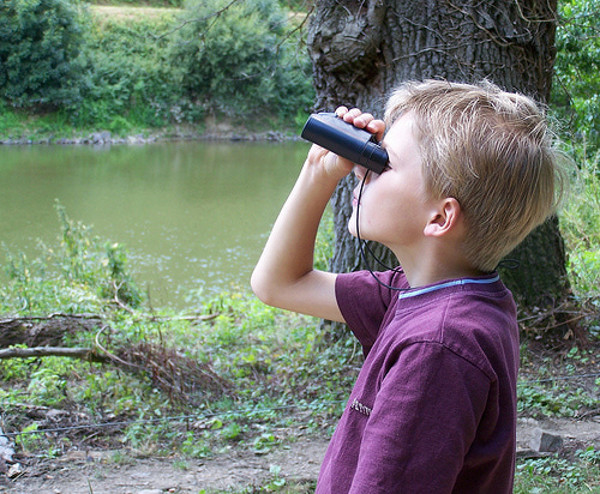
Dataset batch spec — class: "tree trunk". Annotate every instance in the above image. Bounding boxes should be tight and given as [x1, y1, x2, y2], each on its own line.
[307, 0, 569, 308]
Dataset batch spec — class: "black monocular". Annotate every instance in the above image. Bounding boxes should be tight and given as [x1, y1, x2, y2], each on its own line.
[301, 112, 389, 174]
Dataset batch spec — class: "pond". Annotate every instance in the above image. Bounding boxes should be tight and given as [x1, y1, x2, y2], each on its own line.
[0, 140, 310, 308]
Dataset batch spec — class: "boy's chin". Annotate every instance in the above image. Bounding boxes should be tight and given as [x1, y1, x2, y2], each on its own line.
[346, 220, 358, 238]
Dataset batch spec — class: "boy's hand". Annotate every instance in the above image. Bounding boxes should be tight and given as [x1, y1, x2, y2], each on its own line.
[336, 106, 386, 143]
[305, 107, 386, 183]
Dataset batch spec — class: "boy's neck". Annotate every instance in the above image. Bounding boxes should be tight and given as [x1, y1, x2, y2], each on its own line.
[405, 265, 487, 288]
[398, 245, 485, 289]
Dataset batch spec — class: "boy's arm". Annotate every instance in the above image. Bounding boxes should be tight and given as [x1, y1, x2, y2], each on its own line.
[251, 109, 384, 322]
[251, 143, 349, 322]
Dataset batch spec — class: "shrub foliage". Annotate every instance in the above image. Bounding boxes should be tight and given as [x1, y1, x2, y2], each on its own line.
[0, 0, 86, 108]
[551, 0, 600, 154]
[171, 0, 313, 118]
[1, 0, 598, 147]
[0, 0, 314, 132]
[72, 12, 183, 132]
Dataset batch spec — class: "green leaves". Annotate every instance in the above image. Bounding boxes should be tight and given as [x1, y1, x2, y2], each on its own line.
[171, 0, 314, 118]
[552, 0, 600, 154]
[1, 203, 142, 315]
[0, 0, 86, 108]
[3, 0, 316, 131]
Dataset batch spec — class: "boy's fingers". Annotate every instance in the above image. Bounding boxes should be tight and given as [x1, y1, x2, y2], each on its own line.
[335, 106, 386, 139]
[342, 108, 362, 123]
[335, 106, 349, 117]
[352, 113, 374, 128]
[366, 119, 386, 140]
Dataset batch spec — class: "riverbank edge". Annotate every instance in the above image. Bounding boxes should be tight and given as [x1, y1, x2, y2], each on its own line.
[0, 127, 303, 146]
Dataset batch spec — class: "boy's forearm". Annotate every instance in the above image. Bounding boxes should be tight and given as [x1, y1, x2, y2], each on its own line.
[251, 157, 344, 320]
[257, 164, 334, 274]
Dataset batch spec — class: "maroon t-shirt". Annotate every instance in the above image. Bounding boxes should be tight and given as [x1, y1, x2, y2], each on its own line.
[316, 269, 519, 494]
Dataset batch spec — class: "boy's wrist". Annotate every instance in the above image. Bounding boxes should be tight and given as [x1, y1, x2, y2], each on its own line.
[304, 145, 353, 186]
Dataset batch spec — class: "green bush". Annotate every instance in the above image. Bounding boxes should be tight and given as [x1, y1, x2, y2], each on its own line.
[72, 12, 189, 130]
[560, 152, 600, 299]
[551, 0, 600, 155]
[65, 1, 314, 132]
[0, 0, 315, 134]
[171, 0, 314, 119]
[0, 0, 86, 108]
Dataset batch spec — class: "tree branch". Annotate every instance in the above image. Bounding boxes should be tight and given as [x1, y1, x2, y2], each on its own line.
[0, 346, 108, 362]
[0, 313, 101, 325]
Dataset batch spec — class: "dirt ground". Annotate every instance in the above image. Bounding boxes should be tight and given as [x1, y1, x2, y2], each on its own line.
[2, 434, 326, 494]
[2, 416, 599, 494]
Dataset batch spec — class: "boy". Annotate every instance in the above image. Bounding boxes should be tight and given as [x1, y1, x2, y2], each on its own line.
[251, 80, 564, 493]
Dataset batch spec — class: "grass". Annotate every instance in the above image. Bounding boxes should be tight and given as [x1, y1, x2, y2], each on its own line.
[560, 151, 600, 301]
[515, 449, 600, 493]
[0, 205, 354, 460]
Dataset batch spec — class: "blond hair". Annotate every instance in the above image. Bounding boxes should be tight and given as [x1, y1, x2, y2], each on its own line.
[384, 79, 566, 272]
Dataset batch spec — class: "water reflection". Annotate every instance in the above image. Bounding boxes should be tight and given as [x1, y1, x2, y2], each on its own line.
[0, 141, 309, 307]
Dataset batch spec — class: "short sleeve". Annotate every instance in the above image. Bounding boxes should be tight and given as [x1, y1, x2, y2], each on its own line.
[335, 270, 408, 352]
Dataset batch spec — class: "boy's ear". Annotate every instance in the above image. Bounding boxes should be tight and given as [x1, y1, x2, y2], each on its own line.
[423, 198, 462, 238]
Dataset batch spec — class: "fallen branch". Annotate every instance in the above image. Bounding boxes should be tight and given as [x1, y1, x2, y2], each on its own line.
[0, 313, 102, 325]
[0, 346, 108, 362]
[0, 314, 101, 349]
[0, 311, 219, 352]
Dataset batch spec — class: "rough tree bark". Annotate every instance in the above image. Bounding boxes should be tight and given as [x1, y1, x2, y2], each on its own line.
[307, 0, 570, 308]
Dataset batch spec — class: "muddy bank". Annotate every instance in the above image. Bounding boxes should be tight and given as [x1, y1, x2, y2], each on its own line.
[0, 125, 300, 147]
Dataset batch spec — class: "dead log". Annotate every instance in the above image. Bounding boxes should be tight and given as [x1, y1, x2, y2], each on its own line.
[0, 345, 109, 363]
[0, 314, 101, 348]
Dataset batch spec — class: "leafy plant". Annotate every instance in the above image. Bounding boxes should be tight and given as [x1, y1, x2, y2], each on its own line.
[72, 9, 186, 131]
[0, 0, 87, 108]
[1, 202, 142, 316]
[13, 423, 42, 454]
[517, 379, 596, 418]
[559, 152, 600, 299]
[54, 202, 143, 308]
[515, 450, 600, 492]
[171, 0, 314, 119]
[551, 0, 600, 156]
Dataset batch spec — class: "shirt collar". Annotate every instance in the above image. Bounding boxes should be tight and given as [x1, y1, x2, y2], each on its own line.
[398, 274, 501, 300]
